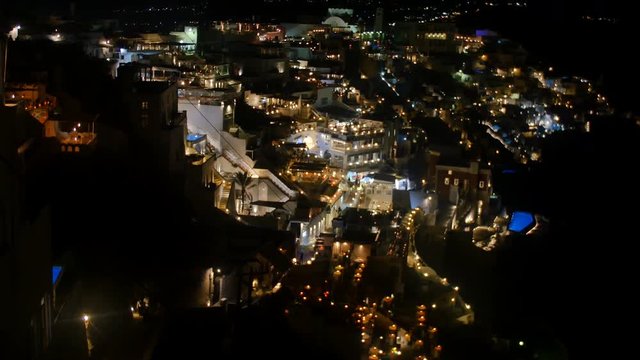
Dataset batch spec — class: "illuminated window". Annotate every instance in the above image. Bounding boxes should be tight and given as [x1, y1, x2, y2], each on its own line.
[479, 181, 485, 189]
[453, 179, 459, 186]
[447, 170, 453, 175]
[444, 177, 450, 185]
[141, 101, 149, 110]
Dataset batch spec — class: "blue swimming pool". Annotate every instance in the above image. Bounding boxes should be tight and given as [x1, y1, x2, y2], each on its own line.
[52, 266, 62, 285]
[186, 133, 206, 142]
[508, 212, 535, 233]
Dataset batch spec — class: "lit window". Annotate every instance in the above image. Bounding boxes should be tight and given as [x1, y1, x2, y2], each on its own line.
[444, 177, 450, 185]
[447, 170, 453, 175]
[479, 181, 485, 189]
[454, 179, 459, 186]
[141, 101, 149, 110]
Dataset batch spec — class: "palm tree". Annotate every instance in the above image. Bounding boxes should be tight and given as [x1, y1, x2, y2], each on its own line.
[234, 171, 255, 215]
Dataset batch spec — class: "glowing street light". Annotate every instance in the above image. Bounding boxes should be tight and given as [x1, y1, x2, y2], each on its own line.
[82, 314, 93, 357]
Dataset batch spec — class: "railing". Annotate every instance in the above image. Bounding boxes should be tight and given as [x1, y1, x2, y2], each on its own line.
[318, 127, 386, 141]
[254, 168, 298, 198]
[222, 149, 257, 177]
[345, 143, 381, 154]
[345, 158, 384, 169]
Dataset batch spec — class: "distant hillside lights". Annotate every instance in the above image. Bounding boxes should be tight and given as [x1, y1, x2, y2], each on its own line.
[424, 32, 447, 40]
[49, 30, 63, 42]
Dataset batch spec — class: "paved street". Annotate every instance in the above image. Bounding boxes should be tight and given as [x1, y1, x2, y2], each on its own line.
[45, 276, 162, 360]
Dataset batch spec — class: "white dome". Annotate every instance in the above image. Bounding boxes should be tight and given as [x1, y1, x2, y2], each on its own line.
[322, 16, 348, 28]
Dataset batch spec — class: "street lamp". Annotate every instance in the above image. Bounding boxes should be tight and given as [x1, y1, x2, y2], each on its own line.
[82, 314, 93, 357]
[2, 25, 21, 105]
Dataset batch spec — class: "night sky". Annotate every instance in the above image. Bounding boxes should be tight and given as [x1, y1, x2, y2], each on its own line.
[3, 0, 633, 19]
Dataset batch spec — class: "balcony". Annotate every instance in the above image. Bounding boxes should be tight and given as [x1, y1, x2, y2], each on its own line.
[346, 158, 383, 170]
[319, 127, 386, 142]
[345, 142, 381, 154]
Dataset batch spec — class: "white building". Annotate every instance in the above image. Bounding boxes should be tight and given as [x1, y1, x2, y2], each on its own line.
[179, 99, 296, 216]
[292, 117, 388, 175]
